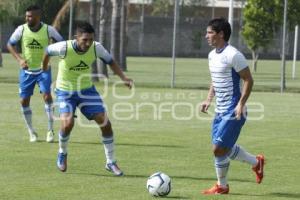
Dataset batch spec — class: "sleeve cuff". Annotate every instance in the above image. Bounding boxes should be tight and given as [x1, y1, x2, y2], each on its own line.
[8, 40, 17, 46]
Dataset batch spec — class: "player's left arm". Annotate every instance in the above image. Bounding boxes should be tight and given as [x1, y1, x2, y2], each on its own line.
[48, 25, 64, 43]
[109, 61, 133, 89]
[232, 51, 253, 119]
[236, 67, 253, 119]
[95, 42, 133, 89]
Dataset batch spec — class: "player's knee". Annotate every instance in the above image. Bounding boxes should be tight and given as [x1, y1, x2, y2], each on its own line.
[62, 122, 74, 133]
[101, 121, 113, 137]
[100, 120, 113, 134]
[99, 119, 111, 129]
[61, 117, 74, 133]
[213, 146, 228, 157]
[43, 93, 53, 103]
[20, 98, 30, 107]
[94, 113, 110, 127]
[103, 119, 111, 127]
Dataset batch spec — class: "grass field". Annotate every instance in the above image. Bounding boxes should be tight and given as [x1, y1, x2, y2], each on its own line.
[1, 54, 300, 92]
[0, 54, 300, 200]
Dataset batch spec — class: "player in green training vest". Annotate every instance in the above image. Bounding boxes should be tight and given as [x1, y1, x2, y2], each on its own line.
[7, 5, 63, 143]
[42, 21, 133, 176]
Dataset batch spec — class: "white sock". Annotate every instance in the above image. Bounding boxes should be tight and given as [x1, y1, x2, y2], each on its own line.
[21, 106, 34, 134]
[59, 131, 70, 154]
[102, 136, 115, 164]
[44, 103, 54, 131]
[215, 156, 230, 187]
[229, 144, 258, 166]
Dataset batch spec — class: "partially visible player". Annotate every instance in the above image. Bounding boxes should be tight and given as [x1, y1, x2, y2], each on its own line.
[42, 21, 132, 176]
[7, 5, 63, 142]
[201, 17, 265, 194]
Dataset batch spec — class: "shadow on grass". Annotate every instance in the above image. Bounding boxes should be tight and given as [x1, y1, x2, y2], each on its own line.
[164, 196, 190, 199]
[66, 172, 192, 199]
[230, 193, 265, 197]
[269, 192, 300, 199]
[28, 140, 58, 144]
[228, 192, 300, 199]
[68, 171, 251, 184]
[71, 141, 184, 148]
[174, 176, 252, 183]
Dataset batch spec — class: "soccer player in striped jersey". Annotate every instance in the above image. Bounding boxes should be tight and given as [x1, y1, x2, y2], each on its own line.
[42, 21, 132, 176]
[7, 5, 63, 143]
[201, 18, 265, 194]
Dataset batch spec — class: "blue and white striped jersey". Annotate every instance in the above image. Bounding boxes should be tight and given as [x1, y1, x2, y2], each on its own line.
[208, 45, 248, 113]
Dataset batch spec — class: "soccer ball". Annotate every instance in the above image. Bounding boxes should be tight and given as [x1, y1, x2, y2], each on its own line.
[146, 172, 171, 197]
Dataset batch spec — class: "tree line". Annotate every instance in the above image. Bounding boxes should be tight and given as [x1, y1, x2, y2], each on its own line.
[242, 0, 300, 73]
[1, 0, 300, 77]
[0, 0, 130, 79]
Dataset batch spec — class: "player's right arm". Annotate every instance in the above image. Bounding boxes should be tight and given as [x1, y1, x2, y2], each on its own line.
[42, 53, 50, 71]
[48, 25, 64, 43]
[6, 25, 28, 69]
[42, 41, 66, 71]
[201, 83, 215, 113]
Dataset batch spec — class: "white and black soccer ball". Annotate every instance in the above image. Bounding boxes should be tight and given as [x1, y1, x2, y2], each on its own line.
[146, 172, 171, 197]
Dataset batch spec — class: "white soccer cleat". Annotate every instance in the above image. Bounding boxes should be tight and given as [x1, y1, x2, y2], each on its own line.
[29, 132, 38, 142]
[46, 130, 54, 143]
[105, 162, 124, 176]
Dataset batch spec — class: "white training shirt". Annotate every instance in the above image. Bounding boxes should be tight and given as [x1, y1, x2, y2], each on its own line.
[8, 23, 63, 45]
[208, 45, 248, 114]
[46, 40, 113, 64]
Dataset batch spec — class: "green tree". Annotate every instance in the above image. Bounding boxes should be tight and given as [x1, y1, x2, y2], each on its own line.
[119, 0, 128, 71]
[52, 0, 79, 37]
[98, 0, 110, 77]
[274, 0, 300, 30]
[151, 0, 172, 17]
[242, 0, 300, 72]
[1, 0, 65, 25]
[41, 0, 66, 24]
[242, 0, 279, 72]
[0, 3, 10, 67]
[89, 0, 100, 82]
[110, 0, 122, 67]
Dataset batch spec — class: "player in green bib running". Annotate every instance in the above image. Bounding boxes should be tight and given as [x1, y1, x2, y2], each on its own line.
[42, 21, 132, 176]
[7, 5, 63, 143]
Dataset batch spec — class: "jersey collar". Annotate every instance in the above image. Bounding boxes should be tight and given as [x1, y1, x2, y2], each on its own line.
[71, 40, 86, 54]
[216, 43, 228, 54]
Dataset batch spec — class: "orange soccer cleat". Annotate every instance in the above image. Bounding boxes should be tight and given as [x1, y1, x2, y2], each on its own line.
[202, 184, 229, 195]
[252, 154, 265, 184]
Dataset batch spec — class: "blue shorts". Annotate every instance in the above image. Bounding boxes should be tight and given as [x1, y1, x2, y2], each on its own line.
[55, 86, 106, 120]
[19, 68, 52, 98]
[211, 110, 246, 148]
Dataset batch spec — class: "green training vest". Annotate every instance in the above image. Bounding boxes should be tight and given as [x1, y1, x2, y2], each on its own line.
[21, 24, 49, 70]
[56, 40, 96, 91]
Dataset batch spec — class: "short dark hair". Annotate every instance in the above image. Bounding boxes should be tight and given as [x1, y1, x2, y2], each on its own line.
[208, 17, 231, 42]
[26, 5, 41, 13]
[76, 21, 95, 34]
